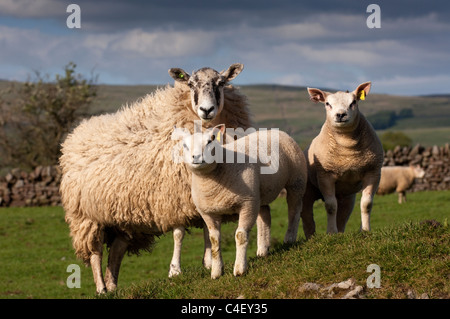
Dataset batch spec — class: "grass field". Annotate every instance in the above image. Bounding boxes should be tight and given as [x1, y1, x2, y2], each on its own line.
[0, 190, 448, 299]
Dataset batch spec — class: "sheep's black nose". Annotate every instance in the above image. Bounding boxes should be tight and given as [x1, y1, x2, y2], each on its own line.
[199, 106, 214, 116]
[336, 112, 347, 121]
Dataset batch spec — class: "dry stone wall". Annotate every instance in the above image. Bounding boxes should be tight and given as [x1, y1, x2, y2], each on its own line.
[0, 143, 449, 207]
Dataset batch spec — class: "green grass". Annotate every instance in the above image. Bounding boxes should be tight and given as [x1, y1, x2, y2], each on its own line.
[0, 190, 449, 299]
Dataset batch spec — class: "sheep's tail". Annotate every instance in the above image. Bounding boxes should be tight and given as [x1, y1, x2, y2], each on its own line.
[65, 214, 104, 266]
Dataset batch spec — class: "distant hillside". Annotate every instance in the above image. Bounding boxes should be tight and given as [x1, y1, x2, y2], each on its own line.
[3, 81, 450, 148]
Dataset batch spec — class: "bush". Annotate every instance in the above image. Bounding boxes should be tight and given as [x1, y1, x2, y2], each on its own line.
[380, 131, 412, 151]
[0, 62, 97, 170]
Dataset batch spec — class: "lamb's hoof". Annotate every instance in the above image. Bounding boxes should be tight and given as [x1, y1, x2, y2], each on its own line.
[168, 265, 182, 278]
[96, 287, 107, 294]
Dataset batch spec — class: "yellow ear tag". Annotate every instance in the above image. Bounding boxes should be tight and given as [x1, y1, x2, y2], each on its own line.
[216, 131, 221, 142]
[359, 90, 366, 100]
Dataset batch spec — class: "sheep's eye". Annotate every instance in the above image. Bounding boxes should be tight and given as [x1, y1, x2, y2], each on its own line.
[325, 102, 331, 108]
[182, 143, 188, 150]
[207, 138, 213, 145]
[350, 100, 356, 107]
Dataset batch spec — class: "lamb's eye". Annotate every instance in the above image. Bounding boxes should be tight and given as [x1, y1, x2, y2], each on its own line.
[183, 143, 188, 150]
[350, 100, 356, 107]
[325, 102, 331, 108]
[207, 138, 213, 145]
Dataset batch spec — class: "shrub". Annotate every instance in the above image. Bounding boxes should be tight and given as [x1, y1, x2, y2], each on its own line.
[0, 62, 97, 170]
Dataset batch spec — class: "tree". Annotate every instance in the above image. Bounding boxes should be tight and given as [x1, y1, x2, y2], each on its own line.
[0, 62, 97, 170]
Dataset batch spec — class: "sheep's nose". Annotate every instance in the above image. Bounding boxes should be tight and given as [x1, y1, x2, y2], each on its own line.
[192, 154, 202, 163]
[336, 112, 347, 121]
[199, 106, 214, 116]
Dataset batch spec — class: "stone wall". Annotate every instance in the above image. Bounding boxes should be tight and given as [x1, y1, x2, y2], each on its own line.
[0, 166, 61, 207]
[383, 143, 450, 192]
[1, 143, 449, 207]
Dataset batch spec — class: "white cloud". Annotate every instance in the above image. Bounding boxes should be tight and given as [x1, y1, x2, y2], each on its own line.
[0, 0, 64, 18]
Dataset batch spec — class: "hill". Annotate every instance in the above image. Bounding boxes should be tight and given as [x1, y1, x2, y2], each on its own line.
[89, 83, 450, 148]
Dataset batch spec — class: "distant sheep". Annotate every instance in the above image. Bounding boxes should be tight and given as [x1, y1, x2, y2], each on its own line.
[301, 82, 384, 238]
[377, 165, 425, 203]
[180, 124, 307, 278]
[60, 64, 253, 293]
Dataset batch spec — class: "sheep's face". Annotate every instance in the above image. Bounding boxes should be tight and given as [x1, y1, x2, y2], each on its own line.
[169, 64, 244, 122]
[412, 165, 425, 178]
[181, 125, 226, 174]
[308, 82, 371, 129]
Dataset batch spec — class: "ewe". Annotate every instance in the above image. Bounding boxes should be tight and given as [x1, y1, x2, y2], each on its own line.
[377, 165, 425, 203]
[301, 82, 384, 239]
[60, 64, 253, 293]
[180, 124, 307, 279]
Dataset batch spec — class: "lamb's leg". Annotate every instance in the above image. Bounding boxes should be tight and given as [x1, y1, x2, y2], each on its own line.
[90, 243, 106, 294]
[201, 214, 223, 279]
[301, 183, 317, 239]
[360, 174, 380, 232]
[234, 204, 258, 277]
[168, 227, 185, 277]
[398, 191, 406, 204]
[284, 187, 303, 243]
[105, 236, 128, 291]
[318, 177, 338, 234]
[336, 194, 356, 233]
[202, 224, 212, 269]
[256, 205, 271, 257]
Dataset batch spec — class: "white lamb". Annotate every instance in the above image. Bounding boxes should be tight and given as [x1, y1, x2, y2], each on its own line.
[301, 82, 384, 238]
[179, 124, 307, 279]
[377, 165, 425, 203]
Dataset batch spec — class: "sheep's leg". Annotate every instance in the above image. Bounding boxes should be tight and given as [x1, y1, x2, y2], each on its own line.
[360, 174, 380, 232]
[202, 224, 212, 269]
[201, 214, 223, 279]
[90, 245, 106, 294]
[105, 236, 128, 291]
[284, 188, 303, 243]
[318, 177, 338, 234]
[301, 183, 317, 239]
[168, 227, 185, 277]
[256, 205, 271, 257]
[398, 191, 406, 204]
[336, 194, 356, 233]
[234, 205, 258, 277]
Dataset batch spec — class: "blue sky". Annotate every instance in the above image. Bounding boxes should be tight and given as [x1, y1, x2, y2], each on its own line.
[1, 0, 450, 95]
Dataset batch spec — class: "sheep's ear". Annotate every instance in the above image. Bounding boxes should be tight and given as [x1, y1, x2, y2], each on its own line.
[221, 63, 244, 82]
[354, 81, 371, 101]
[169, 68, 190, 83]
[211, 124, 226, 143]
[307, 87, 327, 103]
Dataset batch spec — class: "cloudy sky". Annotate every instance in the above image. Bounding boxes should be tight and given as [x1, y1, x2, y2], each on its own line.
[1, 0, 450, 95]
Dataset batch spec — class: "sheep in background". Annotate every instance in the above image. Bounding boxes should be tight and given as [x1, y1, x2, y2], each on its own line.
[60, 64, 253, 293]
[301, 82, 384, 239]
[180, 124, 307, 279]
[377, 165, 425, 203]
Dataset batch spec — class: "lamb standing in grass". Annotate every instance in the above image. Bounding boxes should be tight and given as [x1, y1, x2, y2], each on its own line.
[180, 124, 307, 279]
[60, 64, 253, 293]
[301, 82, 384, 239]
[377, 165, 425, 203]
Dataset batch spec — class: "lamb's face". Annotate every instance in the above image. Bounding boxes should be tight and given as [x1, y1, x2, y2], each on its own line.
[181, 125, 225, 173]
[324, 92, 359, 128]
[308, 82, 372, 130]
[169, 63, 244, 122]
[412, 165, 425, 178]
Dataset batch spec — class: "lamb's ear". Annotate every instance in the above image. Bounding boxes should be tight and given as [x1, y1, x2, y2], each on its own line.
[221, 63, 244, 82]
[211, 124, 226, 143]
[168, 68, 190, 83]
[307, 87, 327, 103]
[354, 81, 371, 101]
